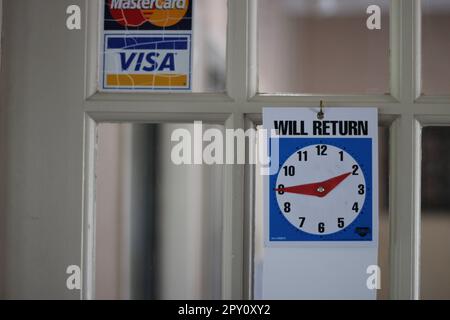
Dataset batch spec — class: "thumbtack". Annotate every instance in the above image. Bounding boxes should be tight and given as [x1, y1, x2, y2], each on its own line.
[318, 100, 325, 120]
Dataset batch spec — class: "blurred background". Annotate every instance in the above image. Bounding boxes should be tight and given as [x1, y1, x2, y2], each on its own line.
[94, 0, 450, 300]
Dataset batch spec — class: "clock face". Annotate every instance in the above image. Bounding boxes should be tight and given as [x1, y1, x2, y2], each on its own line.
[275, 144, 366, 236]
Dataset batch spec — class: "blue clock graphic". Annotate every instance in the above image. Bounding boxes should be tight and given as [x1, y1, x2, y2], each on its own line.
[269, 138, 373, 242]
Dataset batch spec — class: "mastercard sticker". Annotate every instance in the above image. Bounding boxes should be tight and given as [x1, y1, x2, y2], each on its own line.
[101, 0, 193, 92]
[104, 0, 192, 31]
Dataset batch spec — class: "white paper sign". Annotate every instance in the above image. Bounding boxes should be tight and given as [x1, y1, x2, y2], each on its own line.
[263, 107, 379, 246]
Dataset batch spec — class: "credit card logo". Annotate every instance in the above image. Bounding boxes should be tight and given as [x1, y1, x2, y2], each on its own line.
[106, 0, 190, 28]
[103, 34, 191, 90]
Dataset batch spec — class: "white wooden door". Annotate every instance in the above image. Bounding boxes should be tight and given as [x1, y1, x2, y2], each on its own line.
[1, 0, 447, 299]
[1, 0, 87, 299]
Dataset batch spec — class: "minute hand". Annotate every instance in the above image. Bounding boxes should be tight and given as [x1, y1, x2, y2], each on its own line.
[275, 172, 352, 198]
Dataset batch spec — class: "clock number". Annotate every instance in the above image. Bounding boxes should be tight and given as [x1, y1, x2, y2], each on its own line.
[318, 222, 325, 233]
[297, 150, 308, 161]
[277, 184, 285, 195]
[316, 145, 327, 156]
[352, 202, 359, 213]
[338, 218, 345, 228]
[299, 217, 305, 228]
[358, 184, 365, 195]
[352, 164, 359, 175]
[283, 202, 291, 213]
[339, 151, 344, 161]
[283, 166, 295, 177]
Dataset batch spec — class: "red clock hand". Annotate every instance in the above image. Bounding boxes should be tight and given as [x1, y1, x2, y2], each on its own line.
[275, 172, 352, 198]
[320, 172, 352, 196]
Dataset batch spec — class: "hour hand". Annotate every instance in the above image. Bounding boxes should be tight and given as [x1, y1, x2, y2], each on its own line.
[275, 172, 352, 198]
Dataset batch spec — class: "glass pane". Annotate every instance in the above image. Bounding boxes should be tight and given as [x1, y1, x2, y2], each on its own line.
[421, 127, 450, 299]
[95, 123, 224, 299]
[193, 0, 227, 92]
[422, 0, 450, 95]
[258, 0, 390, 94]
[378, 126, 390, 300]
[253, 126, 390, 299]
[101, 0, 226, 93]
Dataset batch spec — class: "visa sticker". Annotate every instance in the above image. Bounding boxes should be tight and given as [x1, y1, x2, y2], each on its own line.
[102, 34, 192, 91]
[101, 0, 193, 92]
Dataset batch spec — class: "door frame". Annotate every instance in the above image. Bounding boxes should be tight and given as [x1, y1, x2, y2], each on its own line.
[81, 0, 448, 300]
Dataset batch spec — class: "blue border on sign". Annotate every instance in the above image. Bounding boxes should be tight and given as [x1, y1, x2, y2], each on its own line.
[269, 138, 373, 242]
[102, 33, 192, 91]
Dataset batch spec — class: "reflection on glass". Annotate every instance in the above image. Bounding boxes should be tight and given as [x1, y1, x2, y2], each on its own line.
[258, 0, 390, 94]
[95, 123, 224, 299]
[377, 126, 390, 300]
[192, 0, 227, 92]
[422, 0, 450, 95]
[421, 127, 450, 299]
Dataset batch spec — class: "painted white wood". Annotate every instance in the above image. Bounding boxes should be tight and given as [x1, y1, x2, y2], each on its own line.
[413, 0, 422, 100]
[416, 96, 450, 105]
[251, 94, 399, 104]
[1, 0, 86, 299]
[390, 0, 420, 102]
[417, 115, 450, 126]
[227, 0, 251, 101]
[390, 0, 402, 101]
[244, 117, 257, 300]
[222, 0, 254, 299]
[85, 0, 100, 99]
[247, 0, 258, 99]
[84, 99, 450, 117]
[81, 116, 97, 300]
[222, 113, 245, 299]
[388, 0, 421, 300]
[389, 115, 422, 300]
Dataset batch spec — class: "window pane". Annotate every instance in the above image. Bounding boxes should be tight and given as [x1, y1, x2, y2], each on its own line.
[378, 126, 390, 300]
[101, 0, 226, 93]
[95, 123, 224, 299]
[422, 1, 450, 95]
[193, 0, 227, 92]
[421, 127, 450, 299]
[258, 0, 390, 94]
